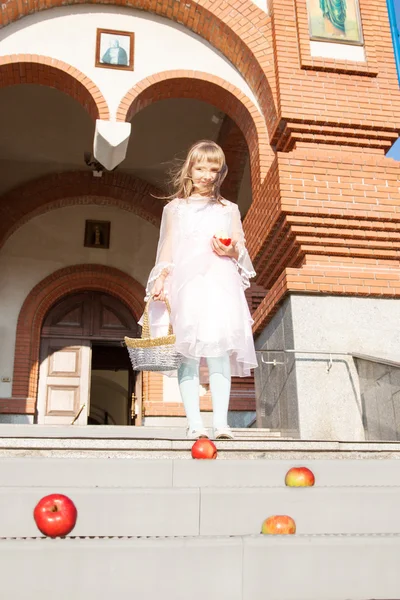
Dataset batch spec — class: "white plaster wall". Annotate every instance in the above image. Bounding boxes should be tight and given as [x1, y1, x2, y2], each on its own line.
[251, 0, 268, 14]
[0, 205, 158, 397]
[0, 6, 261, 119]
[310, 40, 365, 61]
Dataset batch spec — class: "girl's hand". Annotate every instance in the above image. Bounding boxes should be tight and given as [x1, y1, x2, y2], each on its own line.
[152, 276, 167, 302]
[211, 236, 239, 260]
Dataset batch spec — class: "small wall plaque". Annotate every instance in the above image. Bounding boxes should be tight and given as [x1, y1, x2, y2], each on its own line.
[84, 220, 110, 249]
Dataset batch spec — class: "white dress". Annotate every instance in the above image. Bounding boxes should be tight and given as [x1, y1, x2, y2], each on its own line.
[142, 197, 258, 377]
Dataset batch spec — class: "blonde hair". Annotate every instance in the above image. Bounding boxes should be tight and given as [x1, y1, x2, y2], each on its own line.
[166, 140, 228, 202]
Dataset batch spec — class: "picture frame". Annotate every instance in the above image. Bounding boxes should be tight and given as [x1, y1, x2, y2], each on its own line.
[306, 0, 364, 45]
[84, 220, 111, 249]
[95, 28, 134, 71]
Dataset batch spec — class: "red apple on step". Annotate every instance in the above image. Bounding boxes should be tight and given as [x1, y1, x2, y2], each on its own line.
[33, 494, 77, 537]
[261, 515, 296, 535]
[191, 438, 218, 459]
[285, 466, 315, 487]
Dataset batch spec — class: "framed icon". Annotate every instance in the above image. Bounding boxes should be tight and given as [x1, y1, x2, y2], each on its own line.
[95, 28, 134, 71]
[306, 0, 364, 45]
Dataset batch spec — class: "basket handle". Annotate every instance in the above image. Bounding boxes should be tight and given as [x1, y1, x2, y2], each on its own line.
[141, 297, 173, 339]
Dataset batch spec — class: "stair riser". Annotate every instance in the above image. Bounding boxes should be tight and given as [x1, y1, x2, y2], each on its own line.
[0, 424, 280, 440]
[0, 487, 399, 537]
[0, 537, 398, 600]
[1, 458, 400, 488]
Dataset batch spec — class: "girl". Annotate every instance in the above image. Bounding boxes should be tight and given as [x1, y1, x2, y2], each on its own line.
[144, 140, 257, 440]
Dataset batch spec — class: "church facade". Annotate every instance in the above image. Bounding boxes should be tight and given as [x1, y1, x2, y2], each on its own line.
[0, 0, 399, 441]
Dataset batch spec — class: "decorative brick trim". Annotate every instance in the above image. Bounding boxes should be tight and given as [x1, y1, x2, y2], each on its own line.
[0, 1, 277, 136]
[1, 265, 145, 414]
[117, 69, 272, 181]
[249, 147, 400, 291]
[270, 0, 400, 149]
[0, 171, 165, 250]
[0, 55, 110, 120]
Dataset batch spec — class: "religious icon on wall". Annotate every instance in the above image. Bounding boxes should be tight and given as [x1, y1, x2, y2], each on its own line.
[306, 0, 364, 45]
[84, 220, 111, 249]
[95, 28, 134, 71]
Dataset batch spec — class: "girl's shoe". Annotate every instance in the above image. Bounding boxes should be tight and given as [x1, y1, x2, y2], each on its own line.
[214, 427, 235, 440]
[186, 427, 209, 440]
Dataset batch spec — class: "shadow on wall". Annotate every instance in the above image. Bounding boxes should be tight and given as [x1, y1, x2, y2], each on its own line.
[255, 353, 361, 439]
[0, 415, 32, 424]
[355, 357, 400, 441]
[254, 350, 299, 436]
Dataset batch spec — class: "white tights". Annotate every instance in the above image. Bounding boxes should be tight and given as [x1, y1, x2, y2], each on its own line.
[177, 354, 231, 430]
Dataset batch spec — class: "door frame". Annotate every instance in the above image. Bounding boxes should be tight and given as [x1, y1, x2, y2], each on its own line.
[36, 288, 141, 425]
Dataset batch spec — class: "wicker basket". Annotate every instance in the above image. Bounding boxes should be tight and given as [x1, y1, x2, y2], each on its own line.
[124, 298, 183, 371]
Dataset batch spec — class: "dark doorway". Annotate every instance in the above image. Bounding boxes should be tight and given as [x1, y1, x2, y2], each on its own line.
[89, 343, 136, 425]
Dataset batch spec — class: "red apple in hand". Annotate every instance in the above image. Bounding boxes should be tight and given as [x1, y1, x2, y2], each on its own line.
[34, 494, 77, 537]
[285, 466, 315, 487]
[191, 438, 218, 459]
[261, 515, 296, 535]
[215, 230, 232, 247]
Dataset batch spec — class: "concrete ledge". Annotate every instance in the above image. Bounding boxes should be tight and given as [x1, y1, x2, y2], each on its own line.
[200, 487, 400, 536]
[0, 458, 174, 488]
[1, 486, 400, 537]
[3, 458, 400, 488]
[0, 535, 399, 600]
[173, 458, 400, 487]
[2, 435, 400, 456]
[0, 425, 278, 440]
[0, 488, 200, 537]
[243, 534, 400, 600]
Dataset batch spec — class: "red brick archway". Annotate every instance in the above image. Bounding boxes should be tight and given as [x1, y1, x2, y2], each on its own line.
[0, 265, 145, 415]
[0, 171, 165, 250]
[0, 1, 277, 133]
[0, 55, 110, 121]
[117, 70, 272, 181]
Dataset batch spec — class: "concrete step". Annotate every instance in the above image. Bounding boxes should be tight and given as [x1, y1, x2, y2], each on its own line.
[2, 435, 400, 459]
[0, 424, 281, 440]
[1, 486, 400, 537]
[0, 535, 399, 600]
[1, 457, 400, 488]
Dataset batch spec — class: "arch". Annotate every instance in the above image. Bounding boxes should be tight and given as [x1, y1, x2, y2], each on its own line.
[0, 171, 165, 249]
[0, 55, 110, 121]
[11, 264, 145, 405]
[117, 70, 272, 180]
[0, 1, 277, 134]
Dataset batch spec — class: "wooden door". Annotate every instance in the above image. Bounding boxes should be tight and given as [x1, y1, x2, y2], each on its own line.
[37, 339, 91, 425]
[41, 292, 138, 340]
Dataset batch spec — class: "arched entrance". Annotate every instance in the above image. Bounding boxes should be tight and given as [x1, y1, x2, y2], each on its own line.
[37, 291, 139, 426]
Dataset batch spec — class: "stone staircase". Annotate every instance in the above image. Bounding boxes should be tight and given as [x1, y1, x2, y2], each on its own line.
[0, 425, 400, 599]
